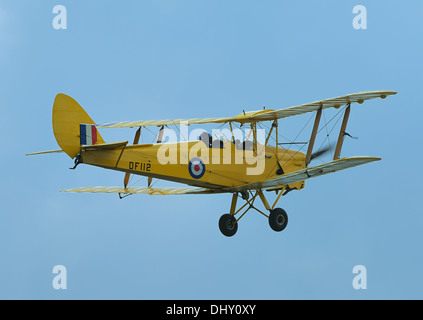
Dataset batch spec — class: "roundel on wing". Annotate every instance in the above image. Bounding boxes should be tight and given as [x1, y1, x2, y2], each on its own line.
[188, 158, 205, 179]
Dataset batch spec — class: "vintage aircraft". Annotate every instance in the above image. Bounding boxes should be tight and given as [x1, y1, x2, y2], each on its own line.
[28, 90, 396, 236]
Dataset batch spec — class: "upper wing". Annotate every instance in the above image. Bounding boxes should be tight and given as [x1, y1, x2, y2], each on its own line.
[224, 156, 381, 192]
[96, 117, 231, 129]
[249, 90, 397, 122]
[61, 186, 223, 195]
[96, 90, 396, 128]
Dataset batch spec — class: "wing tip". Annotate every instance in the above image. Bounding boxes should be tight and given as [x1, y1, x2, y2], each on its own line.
[338, 156, 382, 162]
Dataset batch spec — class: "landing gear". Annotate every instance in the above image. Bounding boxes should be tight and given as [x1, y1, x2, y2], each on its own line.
[218, 190, 291, 237]
[268, 208, 288, 232]
[219, 214, 238, 237]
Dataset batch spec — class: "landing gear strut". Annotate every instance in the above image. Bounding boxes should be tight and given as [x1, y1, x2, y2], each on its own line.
[218, 190, 289, 237]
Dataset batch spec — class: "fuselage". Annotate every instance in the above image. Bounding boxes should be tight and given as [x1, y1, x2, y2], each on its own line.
[80, 140, 306, 189]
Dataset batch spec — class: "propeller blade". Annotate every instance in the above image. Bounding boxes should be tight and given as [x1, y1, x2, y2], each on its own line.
[148, 126, 164, 187]
[124, 127, 141, 188]
[310, 146, 331, 162]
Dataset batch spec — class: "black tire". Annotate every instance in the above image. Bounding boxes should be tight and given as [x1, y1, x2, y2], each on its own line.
[219, 214, 238, 237]
[268, 208, 288, 232]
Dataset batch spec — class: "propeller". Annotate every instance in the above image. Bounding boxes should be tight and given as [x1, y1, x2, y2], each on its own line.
[148, 126, 164, 187]
[276, 144, 331, 175]
[123, 127, 141, 189]
[309, 132, 357, 164]
[309, 145, 331, 163]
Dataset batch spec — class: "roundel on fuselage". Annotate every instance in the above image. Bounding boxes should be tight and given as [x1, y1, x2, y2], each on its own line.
[188, 158, 205, 179]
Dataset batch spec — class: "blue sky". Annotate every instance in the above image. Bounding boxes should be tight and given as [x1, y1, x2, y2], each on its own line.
[1, 0, 422, 299]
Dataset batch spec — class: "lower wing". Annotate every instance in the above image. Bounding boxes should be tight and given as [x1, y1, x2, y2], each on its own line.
[224, 156, 381, 192]
[61, 186, 223, 195]
[61, 157, 380, 195]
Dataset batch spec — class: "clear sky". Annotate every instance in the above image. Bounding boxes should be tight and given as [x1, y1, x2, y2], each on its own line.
[1, 0, 422, 299]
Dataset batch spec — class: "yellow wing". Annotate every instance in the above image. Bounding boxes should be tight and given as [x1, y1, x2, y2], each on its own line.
[96, 90, 396, 128]
[61, 186, 221, 195]
[61, 157, 380, 195]
[249, 90, 397, 121]
[96, 117, 231, 128]
[224, 156, 381, 192]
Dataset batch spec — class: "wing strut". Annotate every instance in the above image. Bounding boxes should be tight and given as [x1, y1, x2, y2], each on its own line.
[123, 127, 141, 188]
[333, 104, 351, 160]
[305, 107, 323, 166]
[148, 126, 165, 187]
[274, 120, 284, 175]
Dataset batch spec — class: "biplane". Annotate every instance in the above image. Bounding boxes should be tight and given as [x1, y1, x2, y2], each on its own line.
[28, 90, 396, 236]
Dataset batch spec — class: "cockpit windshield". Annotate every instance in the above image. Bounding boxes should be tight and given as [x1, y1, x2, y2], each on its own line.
[198, 132, 253, 150]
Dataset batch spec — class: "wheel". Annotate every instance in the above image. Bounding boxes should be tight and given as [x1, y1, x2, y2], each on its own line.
[219, 214, 238, 237]
[268, 208, 288, 232]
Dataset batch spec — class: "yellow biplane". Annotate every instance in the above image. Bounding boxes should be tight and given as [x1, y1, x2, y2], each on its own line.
[28, 90, 396, 236]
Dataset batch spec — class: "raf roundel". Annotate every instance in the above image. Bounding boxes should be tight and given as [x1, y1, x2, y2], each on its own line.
[188, 158, 206, 179]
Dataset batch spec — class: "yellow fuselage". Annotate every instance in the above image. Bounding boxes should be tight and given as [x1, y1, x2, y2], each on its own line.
[81, 141, 306, 190]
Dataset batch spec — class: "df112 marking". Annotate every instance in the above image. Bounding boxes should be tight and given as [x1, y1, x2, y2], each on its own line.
[129, 161, 151, 172]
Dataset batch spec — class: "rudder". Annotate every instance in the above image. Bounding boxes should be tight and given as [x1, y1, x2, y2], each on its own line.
[53, 94, 105, 158]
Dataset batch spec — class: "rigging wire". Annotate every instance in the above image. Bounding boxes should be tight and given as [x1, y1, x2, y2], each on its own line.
[313, 105, 347, 162]
[126, 104, 350, 188]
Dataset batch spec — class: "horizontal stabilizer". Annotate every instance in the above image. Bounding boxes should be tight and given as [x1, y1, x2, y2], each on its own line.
[26, 141, 128, 156]
[81, 141, 128, 151]
[26, 149, 64, 156]
[61, 186, 217, 195]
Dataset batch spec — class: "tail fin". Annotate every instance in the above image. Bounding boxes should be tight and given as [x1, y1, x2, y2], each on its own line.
[53, 93, 105, 158]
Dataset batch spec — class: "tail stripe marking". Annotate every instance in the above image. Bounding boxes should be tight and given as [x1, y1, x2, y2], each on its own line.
[80, 124, 97, 145]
